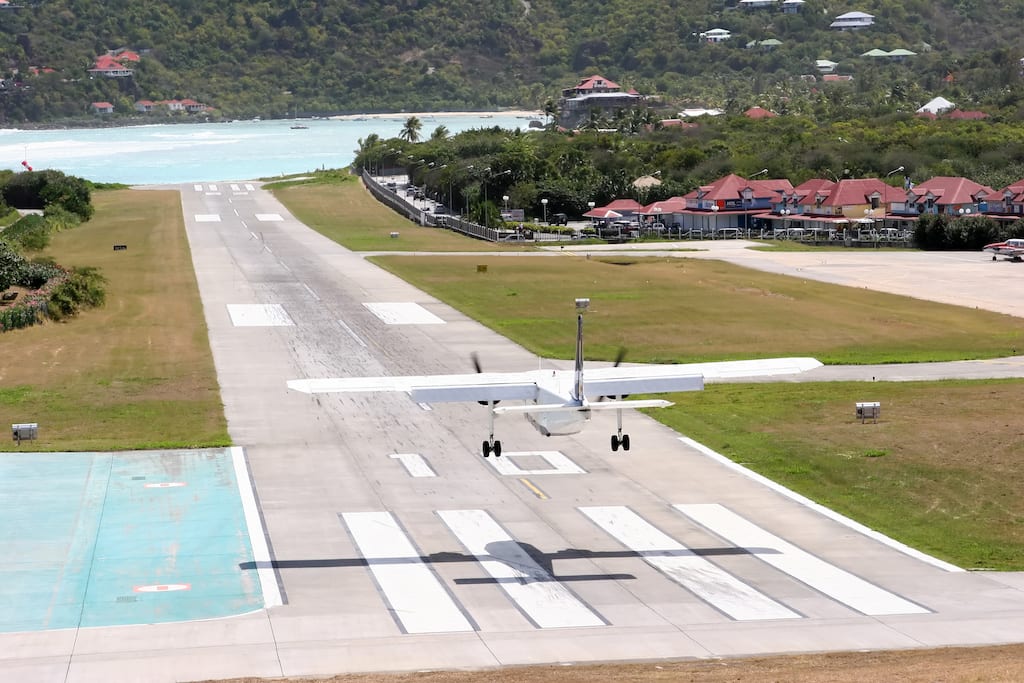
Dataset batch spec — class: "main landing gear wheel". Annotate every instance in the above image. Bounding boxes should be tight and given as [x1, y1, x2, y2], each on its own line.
[611, 434, 631, 452]
[482, 440, 502, 458]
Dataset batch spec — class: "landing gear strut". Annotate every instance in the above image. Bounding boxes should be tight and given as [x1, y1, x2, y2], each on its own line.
[481, 400, 501, 457]
[610, 408, 630, 452]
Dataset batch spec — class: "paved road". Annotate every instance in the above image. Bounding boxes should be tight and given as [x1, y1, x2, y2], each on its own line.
[4, 189, 1024, 682]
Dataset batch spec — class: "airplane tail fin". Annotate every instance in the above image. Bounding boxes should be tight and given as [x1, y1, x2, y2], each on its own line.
[572, 313, 585, 401]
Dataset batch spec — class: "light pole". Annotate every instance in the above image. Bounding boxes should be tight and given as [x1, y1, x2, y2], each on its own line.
[587, 201, 595, 235]
[654, 207, 663, 236]
[710, 204, 719, 238]
[885, 165, 905, 178]
[541, 198, 548, 225]
[779, 208, 790, 239]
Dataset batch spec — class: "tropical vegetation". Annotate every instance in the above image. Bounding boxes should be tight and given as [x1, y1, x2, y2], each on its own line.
[0, 1, 1022, 123]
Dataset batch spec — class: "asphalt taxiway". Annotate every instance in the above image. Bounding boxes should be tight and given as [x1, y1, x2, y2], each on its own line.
[3, 188, 1024, 682]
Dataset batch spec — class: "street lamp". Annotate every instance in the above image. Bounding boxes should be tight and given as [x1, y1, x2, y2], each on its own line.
[541, 198, 549, 225]
[779, 208, 791, 239]
[886, 165, 905, 177]
[710, 204, 719, 238]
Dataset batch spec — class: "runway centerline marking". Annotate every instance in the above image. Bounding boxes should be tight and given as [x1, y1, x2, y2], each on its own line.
[342, 511, 473, 634]
[487, 451, 586, 476]
[437, 509, 605, 628]
[363, 302, 445, 325]
[519, 478, 549, 500]
[389, 453, 436, 478]
[337, 319, 367, 347]
[226, 304, 294, 327]
[674, 503, 930, 616]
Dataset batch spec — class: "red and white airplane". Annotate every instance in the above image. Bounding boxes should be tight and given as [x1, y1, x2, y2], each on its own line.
[288, 299, 821, 457]
[983, 238, 1024, 261]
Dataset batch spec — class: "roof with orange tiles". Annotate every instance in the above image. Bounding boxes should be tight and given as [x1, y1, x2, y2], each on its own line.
[909, 176, 995, 204]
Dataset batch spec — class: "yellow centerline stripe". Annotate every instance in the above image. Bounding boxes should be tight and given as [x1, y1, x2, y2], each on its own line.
[524, 479, 548, 499]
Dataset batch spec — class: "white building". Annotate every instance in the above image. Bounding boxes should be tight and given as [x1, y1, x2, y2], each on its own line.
[830, 11, 874, 30]
[700, 28, 732, 43]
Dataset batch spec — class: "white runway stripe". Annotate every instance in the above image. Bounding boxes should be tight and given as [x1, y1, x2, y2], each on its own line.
[389, 453, 436, 478]
[193, 184, 203, 192]
[245, 183, 255, 191]
[674, 504, 930, 616]
[231, 184, 240, 191]
[342, 512, 473, 634]
[438, 509, 605, 628]
[581, 506, 799, 621]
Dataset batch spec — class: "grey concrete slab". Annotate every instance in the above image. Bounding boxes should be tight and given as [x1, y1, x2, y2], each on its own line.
[7, 187, 1024, 682]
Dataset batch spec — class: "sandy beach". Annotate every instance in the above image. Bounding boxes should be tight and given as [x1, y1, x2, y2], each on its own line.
[329, 109, 543, 121]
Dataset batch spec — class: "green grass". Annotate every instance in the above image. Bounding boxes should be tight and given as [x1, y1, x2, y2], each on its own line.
[0, 189, 228, 451]
[369, 254, 1024, 364]
[269, 172, 535, 252]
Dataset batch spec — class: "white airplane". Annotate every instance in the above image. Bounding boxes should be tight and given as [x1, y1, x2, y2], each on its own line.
[983, 238, 1024, 261]
[287, 299, 822, 457]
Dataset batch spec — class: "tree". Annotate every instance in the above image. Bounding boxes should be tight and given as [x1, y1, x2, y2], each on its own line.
[430, 125, 450, 141]
[400, 116, 422, 143]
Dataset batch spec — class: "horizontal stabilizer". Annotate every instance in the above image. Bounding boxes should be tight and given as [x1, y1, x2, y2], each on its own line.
[587, 374, 703, 398]
[410, 383, 538, 403]
[585, 399, 674, 410]
[493, 399, 673, 415]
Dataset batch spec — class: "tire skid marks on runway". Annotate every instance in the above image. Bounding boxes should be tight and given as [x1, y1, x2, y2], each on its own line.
[674, 503, 930, 616]
[341, 511, 473, 634]
[580, 506, 800, 621]
[437, 509, 606, 628]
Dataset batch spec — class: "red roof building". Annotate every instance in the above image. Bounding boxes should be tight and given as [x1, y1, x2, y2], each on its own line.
[90, 102, 114, 114]
[88, 55, 133, 77]
[894, 176, 995, 216]
[744, 106, 776, 119]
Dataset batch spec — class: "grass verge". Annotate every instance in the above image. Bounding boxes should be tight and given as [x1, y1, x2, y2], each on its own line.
[268, 172, 533, 252]
[0, 189, 228, 451]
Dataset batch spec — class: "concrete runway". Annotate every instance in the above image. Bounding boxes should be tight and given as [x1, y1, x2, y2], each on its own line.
[4, 187, 1024, 682]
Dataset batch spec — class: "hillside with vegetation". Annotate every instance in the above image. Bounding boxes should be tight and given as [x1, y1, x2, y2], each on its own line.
[0, 0, 1022, 123]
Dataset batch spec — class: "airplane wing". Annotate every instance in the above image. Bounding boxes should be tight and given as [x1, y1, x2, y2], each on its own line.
[287, 371, 541, 403]
[582, 357, 821, 397]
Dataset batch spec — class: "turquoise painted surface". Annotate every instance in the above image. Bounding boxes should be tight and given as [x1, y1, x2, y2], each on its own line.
[0, 448, 263, 632]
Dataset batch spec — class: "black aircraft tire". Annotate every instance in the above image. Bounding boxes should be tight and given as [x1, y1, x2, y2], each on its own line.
[482, 440, 491, 458]
[622, 434, 631, 451]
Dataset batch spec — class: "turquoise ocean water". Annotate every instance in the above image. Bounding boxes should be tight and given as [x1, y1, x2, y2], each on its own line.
[0, 113, 532, 184]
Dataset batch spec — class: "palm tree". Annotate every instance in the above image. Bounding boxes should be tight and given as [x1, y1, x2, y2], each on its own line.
[399, 116, 422, 143]
[430, 125, 450, 141]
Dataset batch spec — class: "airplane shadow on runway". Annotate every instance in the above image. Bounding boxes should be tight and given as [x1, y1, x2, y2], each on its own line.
[240, 542, 779, 585]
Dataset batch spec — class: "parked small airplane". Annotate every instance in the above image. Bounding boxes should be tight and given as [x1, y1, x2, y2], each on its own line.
[983, 238, 1024, 261]
[287, 299, 822, 457]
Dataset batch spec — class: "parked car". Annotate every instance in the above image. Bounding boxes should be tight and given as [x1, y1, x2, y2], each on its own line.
[432, 205, 448, 215]
[550, 212, 569, 226]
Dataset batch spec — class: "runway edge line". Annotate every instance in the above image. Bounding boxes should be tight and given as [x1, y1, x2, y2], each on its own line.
[231, 446, 285, 606]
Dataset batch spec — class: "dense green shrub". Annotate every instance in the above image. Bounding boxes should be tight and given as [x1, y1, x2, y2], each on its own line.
[2, 214, 50, 251]
[45, 267, 106, 321]
[1, 170, 94, 221]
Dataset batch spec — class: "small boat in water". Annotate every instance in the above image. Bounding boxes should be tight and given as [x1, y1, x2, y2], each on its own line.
[290, 124, 308, 129]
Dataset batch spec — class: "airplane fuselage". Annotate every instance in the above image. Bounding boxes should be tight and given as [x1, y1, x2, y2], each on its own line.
[525, 406, 590, 436]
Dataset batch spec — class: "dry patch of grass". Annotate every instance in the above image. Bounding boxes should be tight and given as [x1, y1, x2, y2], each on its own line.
[270, 176, 530, 252]
[0, 189, 228, 451]
[210, 644, 1024, 683]
[370, 254, 1024, 364]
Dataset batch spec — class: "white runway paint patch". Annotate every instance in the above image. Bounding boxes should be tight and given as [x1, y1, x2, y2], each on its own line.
[193, 184, 203, 192]
[245, 183, 256, 191]
[194, 214, 221, 222]
[580, 506, 799, 621]
[226, 303, 294, 327]
[389, 453, 437, 478]
[231, 184, 240, 191]
[674, 504, 930, 616]
[342, 511, 473, 634]
[255, 213, 283, 222]
[363, 302, 445, 325]
[438, 509, 605, 629]
[231, 447, 283, 607]
[208, 184, 218, 192]
[487, 451, 586, 476]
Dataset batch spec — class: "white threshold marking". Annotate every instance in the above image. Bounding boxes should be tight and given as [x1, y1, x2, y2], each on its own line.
[674, 503, 930, 616]
[487, 451, 586, 476]
[363, 302, 445, 325]
[231, 446, 282, 607]
[342, 512, 472, 633]
[194, 214, 221, 223]
[678, 436, 963, 573]
[389, 453, 436, 478]
[231, 184, 240, 191]
[581, 506, 798, 621]
[193, 184, 203, 192]
[209, 184, 218, 192]
[256, 213, 283, 222]
[226, 303, 294, 327]
[205, 192, 222, 196]
[437, 509, 605, 628]
[337, 319, 367, 347]
[245, 183, 255, 191]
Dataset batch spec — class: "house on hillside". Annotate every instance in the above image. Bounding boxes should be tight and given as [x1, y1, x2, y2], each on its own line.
[739, 0, 777, 9]
[830, 11, 874, 30]
[815, 59, 838, 73]
[916, 96, 954, 115]
[88, 54, 133, 77]
[699, 28, 732, 43]
[781, 0, 805, 13]
[90, 101, 114, 114]
[744, 106, 776, 119]
[557, 74, 643, 129]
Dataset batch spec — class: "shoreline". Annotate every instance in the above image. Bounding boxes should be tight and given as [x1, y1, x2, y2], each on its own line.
[328, 109, 543, 121]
